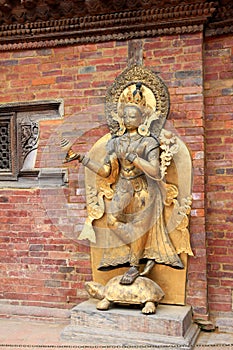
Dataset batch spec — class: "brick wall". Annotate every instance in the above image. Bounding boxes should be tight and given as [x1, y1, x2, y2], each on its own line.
[204, 35, 233, 322]
[0, 32, 232, 325]
[0, 188, 90, 308]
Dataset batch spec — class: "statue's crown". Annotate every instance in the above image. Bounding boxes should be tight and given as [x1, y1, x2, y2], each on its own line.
[120, 82, 146, 107]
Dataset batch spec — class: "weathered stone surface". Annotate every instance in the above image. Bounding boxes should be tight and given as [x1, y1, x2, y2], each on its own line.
[61, 299, 200, 349]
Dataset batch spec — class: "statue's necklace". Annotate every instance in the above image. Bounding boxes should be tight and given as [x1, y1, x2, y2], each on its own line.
[125, 133, 143, 154]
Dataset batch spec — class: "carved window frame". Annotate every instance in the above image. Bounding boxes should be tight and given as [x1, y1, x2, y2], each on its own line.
[0, 100, 65, 186]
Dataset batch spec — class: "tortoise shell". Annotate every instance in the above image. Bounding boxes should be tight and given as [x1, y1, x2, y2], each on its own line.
[104, 275, 164, 304]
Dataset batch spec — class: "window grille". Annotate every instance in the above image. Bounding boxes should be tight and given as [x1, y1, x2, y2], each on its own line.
[0, 113, 17, 180]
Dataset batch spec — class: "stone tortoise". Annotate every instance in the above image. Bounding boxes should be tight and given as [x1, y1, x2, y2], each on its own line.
[85, 275, 165, 314]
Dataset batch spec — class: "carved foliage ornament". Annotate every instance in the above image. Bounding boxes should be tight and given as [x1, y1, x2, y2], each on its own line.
[20, 120, 39, 161]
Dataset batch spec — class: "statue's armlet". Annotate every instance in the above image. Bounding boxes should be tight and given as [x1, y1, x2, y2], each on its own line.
[147, 146, 160, 162]
[106, 137, 116, 155]
[145, 137, 160, 162]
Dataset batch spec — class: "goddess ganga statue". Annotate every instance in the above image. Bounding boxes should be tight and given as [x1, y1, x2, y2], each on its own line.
[64, 66, 193, 304]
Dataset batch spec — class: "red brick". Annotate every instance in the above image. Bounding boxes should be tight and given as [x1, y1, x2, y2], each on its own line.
[208, 302, 231, 312]
[32, 77, 56, 86]
[221, 280, 233, 288]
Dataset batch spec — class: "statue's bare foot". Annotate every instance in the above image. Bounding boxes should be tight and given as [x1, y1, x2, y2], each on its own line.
[140, 260, 155, 276]
[120, 266, 139, 285]
[142, 301, 156, 314]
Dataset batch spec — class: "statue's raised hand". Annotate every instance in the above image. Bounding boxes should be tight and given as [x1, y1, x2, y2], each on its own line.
[64, 148, 84, 164]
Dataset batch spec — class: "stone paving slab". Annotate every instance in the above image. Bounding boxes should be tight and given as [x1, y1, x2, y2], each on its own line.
[0, 317, 233, 350]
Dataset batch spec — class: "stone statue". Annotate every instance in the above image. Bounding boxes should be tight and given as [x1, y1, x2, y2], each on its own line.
[63, 65, 193, 311]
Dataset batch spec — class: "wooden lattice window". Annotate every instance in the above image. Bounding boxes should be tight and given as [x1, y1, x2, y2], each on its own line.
[0, 113, 17, 180]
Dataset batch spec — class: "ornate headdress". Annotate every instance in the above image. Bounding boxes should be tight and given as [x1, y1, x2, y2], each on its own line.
[105, 65, 170, 137]
[123, 82, 146, 106]
[116, 82, 158, 136]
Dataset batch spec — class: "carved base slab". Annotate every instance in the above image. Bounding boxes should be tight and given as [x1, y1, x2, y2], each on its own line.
[61, 299, 200, 349]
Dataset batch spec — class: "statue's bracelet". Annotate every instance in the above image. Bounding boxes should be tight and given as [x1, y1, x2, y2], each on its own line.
[81, 155, 90, 166]
[126, 153, 137, 163]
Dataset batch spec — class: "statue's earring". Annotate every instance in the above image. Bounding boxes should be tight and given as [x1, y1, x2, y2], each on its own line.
[138, 124, 150, 137]
[117, 124, 126, 136]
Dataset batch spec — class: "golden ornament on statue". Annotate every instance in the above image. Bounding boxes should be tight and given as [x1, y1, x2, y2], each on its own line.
[61, 138, 81, 163]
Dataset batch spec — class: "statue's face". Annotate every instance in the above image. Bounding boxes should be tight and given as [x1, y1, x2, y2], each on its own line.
[123, 106, 143, 132]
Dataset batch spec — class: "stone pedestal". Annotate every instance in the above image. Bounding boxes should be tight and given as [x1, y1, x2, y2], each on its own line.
[61, 299, 200, 349]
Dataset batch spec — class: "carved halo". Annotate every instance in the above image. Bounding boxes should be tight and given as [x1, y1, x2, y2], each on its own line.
[105, 65, 170, 137]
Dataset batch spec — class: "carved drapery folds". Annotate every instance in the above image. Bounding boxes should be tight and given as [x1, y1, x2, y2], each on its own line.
[0, 1, 231, 51]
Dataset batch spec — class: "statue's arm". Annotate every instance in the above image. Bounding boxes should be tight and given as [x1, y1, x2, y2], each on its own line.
[127, 143, 161, 179]
[132, 153, 160, 179]
[77, 138, 117, 178]
[81, 155, 111, 178]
